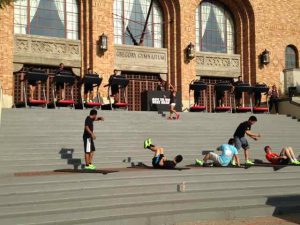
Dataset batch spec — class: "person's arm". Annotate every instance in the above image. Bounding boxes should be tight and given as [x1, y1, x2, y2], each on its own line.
[234, 154, 240, 167]
[95, 116, 104, 121]
[245, 130, 261, 140]
[85, 126, 96, 140]
[216, 146, 222, 151]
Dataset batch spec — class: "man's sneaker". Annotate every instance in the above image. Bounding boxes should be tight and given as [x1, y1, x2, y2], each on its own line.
[89, 164, 96, 170]
[84, 165, 92, 170]
[231, 160, 236, 166]
[291, 160, 300, 165]
[144, 138, 152, 149]
[245, 160, 254, 165]
[195, 159, 203, 166]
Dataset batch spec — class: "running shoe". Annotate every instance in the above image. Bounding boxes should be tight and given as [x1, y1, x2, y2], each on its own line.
[144, 138, 151, 149]
[176, 114, 180, 120]
[245, 160, 254, 165]
[84, 165, 92, 170]
[195, 159, 204, 166]
[89, 164, 96, 170]
[231, 159, 236, 166]
[291, 160, 300, 165]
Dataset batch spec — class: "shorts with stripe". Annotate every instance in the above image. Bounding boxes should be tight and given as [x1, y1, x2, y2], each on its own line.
[83, 136, 95, 153]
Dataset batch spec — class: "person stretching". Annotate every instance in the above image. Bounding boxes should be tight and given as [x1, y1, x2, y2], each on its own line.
[264, 146, 300, 165]
[195, 138, 240, 167]
[144, 138, 183, 169]
[233, 116, 261, 165]
[83, 109, 104, 170]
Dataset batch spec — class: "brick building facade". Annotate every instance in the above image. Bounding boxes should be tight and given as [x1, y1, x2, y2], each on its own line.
[0, 0, 299, 110]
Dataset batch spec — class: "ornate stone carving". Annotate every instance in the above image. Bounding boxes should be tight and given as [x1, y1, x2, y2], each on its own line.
[14, 34, 81, 68]
[114, 45, 168, 74]
[196, 52, 241, 78]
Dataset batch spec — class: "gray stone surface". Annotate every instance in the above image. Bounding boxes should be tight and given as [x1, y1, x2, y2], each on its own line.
[0, 109, 299, 225]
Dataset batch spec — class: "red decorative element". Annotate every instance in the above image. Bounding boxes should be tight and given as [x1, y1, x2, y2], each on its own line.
[236, 107, 252, 112]
[29, 99, 48, 104]
[115, 103, 128, 107]
[85, 102, 102, 107]
[253, 107, 269, 112]
[190, 106, 206, 111]
[215, 106, 232, 111]
[58, 100, 75, 105]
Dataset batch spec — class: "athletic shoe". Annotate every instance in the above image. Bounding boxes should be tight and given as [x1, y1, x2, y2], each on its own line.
[144, 139, 148, 149]
[84, 165, 92, 170]
[195, 159, 203, 166]
[231, 160, 236, 166]
[245, 160, 254, 165]
[291, 160, 300, 165]
[176, 114, 180, 120]
[148, 138, 152, 146]
[89, 164, 96, 170]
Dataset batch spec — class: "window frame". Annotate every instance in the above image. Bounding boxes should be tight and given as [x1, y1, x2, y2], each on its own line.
[196, 0, 236, 54]
[285, 45, 299, 69]
[14, 0, 80, 40]
[114, 0, 164, 48]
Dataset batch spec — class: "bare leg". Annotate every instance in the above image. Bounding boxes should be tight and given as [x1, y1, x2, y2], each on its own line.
[244, 149, 250, 161]
[281, 147, 293, 161]
[62, 88, 65, 100]
[286, 147, 297, 161]
[203, 153, 211, 162]
[89, 91, 94, 102]
[85, 153, 90, 165]
[90, 151, 95, 165]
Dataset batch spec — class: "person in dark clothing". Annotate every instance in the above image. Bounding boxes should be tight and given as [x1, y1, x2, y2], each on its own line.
[233, 116, 261, 165]
[233, 76, 243, 108]
[83, 109, 104, 170]
[144, 138, 183, 169]
[168, 84, 180, 120]
[268, 84, 279, 114]
[194, 90, 201, 106]
[106, 70, 121, 103]
[83, 68, 99, 103]
[216, 89, 225, 107]
[55, 63, 66, 100]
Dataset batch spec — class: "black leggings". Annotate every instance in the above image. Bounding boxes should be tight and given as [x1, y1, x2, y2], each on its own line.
[269, 97, 279, 113]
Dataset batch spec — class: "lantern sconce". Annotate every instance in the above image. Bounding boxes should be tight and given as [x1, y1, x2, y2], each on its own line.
[260, 49, 270, 65]
[186, 42, 195, 60]
[99, 33, 108, 52]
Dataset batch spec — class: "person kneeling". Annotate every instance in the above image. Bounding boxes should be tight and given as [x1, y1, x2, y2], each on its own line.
[264, 146, 300, 165]
[144, 138, 183, 169]
[195, 138, 240, 167]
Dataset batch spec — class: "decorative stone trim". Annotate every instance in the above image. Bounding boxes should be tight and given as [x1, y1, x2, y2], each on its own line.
[196, 51, 241, 78]
[114, 45, 168, 74]
[13, 34, 81, 69]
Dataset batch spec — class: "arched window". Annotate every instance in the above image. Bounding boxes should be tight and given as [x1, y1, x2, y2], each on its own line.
[14, 0, 79, 40]
[113, 0, 163, 48]
[285, 45, 298, 69]
[196, 1, 235, 54]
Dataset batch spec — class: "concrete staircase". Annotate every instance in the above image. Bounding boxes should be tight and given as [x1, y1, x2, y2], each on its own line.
[0, 109, 300, 225]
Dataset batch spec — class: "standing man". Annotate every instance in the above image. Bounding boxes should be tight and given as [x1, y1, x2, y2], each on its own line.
[233, 116, 261, 165]
[233, 76, 243, 108]
[268, 84, 279, 114]
[83, 109, 104, 170]
[55, 63, 66, 100]
[83, 68, 99, 103]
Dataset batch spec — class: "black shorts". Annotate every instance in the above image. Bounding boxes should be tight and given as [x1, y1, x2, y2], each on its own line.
[83, 136, 95, 153]
[84, 84, 94, 94]
[278, 158, 290, 165]
[152, 154, 164, 168]
[28, 81, 38, 86]
[56, 82, 64, 90]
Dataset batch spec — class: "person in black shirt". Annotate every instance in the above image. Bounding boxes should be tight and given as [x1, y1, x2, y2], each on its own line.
[55, 63, 66, 100]
[144, 138, 183, 169]
[83, 68, 99, 103]
[233, 116, 261, 165]
[233, 76, 243, 108]
[83, 109, 104, 170]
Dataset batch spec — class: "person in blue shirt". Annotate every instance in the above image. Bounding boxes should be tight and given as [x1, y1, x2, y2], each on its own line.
[195, 138, 240, 167]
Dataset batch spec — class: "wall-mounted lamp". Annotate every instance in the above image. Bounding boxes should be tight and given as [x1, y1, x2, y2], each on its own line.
[99, 33, 108, 51]
[186, 42, 195, 60]
[261, 49, 270, 65]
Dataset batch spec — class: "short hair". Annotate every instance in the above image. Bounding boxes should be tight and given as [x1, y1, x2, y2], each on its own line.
[228, 138, 235, 145]
[90, 109, 97, 116]
[59, 63, 64, 67]
[264, 146, 271, 152]
[175, 155, 183, 163]
[249, 116, 257, 122]
[87, 68, 91, 70]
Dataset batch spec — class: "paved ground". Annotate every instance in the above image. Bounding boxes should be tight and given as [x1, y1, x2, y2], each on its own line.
[178, 215, 300, 225]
